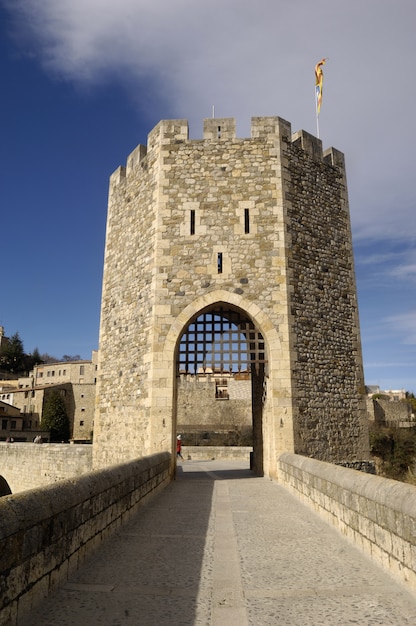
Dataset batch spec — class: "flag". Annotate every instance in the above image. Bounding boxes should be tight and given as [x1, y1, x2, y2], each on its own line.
[315, 58, 326, 115]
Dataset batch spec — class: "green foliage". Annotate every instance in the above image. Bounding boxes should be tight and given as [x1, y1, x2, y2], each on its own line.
[404, 392, 416, 414]
[0, 332, 26, 372]
[31, 347, 43, 366]
[62, 354, 81, 362]
[370, 425, 416, 480]
[42, 391, 70, 442]
[372, 393, 391, 401]
[0, 333, 44, 374]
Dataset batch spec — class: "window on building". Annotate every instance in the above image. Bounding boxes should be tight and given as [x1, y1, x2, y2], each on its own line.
[215, 378, 229, 400]
[51, 371, 55, 377]
[11, 420, 16, 429]
[80, 420, 84, 426]
[38, 372, 43, 378]
[47, 371, 51, 377]
[1, 419, 7, 430]
[244, 208, 250, 234]
[80, 365, 85, 375]
[217, 252, 223, 274]
[63, 369, 66, 376]
[190, 209, 195, 235]
[24, 391, 28, 398]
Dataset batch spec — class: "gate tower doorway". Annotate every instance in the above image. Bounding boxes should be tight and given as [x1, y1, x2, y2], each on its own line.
[176, 305, 267, 474]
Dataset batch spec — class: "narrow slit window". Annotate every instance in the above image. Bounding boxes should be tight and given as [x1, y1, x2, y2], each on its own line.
[217, 126, 221, 138]
[244, 208, 250, 234]
[217, 252, 223, 274]
[190, 209, 195, 235]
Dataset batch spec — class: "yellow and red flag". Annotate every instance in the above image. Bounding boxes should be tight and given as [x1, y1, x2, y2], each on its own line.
[315, 58, 326, 115]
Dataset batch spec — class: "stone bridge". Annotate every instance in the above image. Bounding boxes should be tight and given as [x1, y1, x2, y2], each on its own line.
[1, 448, 416, 625]
[2, 114, 413, 623]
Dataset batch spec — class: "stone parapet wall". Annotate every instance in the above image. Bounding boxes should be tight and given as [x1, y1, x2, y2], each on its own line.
[0, 443, 93, 493]
[182, 446, 251, 461]
[0, 452, 171, 626]
[373, 398, 410, 424]
[278, 453, 416, 594]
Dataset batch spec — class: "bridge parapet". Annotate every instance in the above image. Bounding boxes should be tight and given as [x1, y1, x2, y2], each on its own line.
[0, 452, 171, 626]
[278, 453, 416, 594]
[0, 442, 93, 493]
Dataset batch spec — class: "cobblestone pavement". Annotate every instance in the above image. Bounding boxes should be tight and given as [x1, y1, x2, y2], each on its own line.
[21, 460, 416, 625]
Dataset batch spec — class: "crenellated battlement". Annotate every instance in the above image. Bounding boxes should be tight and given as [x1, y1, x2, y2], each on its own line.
[109, 116, 345, 186]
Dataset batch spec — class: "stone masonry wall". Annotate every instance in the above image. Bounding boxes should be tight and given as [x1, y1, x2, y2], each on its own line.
[278, 453, 416, 595]
[94, 141, 158, 468]
[287, 132, 368, 460]
[176, 376, 251, 433]
[0, 443, 92, 493]
[372, 398, 410, 425]
[0, 452, 170, 626]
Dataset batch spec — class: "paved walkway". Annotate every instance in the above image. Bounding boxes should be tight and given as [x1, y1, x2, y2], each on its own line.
[22, 460, 416, 625]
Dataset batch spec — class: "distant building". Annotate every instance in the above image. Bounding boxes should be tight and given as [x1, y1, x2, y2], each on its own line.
[365, 385, 380, 397]
[0, 326, 8, 351]
[0, 351, 98, 442]
[365, 386, 407, 401]
[0, 400, 23, 439]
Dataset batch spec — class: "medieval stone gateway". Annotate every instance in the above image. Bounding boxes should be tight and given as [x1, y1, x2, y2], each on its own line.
[93, 116, 369, 477]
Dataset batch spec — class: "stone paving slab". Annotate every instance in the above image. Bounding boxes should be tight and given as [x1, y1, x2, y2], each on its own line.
[20, 460, 416, 625]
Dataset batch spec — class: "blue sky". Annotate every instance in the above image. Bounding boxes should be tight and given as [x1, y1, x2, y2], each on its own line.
[0, 0, 415, 393]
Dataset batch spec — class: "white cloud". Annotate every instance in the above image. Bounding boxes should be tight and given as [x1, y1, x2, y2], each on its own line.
[4, 0, 416, 240]
[389, 263, 416, 282]
[385, 311, 416, 345]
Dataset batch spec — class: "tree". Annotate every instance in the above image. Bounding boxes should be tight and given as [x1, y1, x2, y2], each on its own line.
[31, 347, 43, 366]
[42, 390, 70, 442]
[22, 347, 44, 372]
[370, 425, 416, 480]
[404, 392, 416, 416]
[0, 332, 25, 372]
[62, 354, 81, 362]
[40, 353, 60, 364]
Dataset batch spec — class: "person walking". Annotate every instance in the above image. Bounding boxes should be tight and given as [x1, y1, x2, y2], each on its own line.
[176, 435, 184, 460]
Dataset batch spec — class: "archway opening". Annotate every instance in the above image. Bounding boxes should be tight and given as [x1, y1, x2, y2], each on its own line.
[175, 304, 267, 474]
[0, 475, 12, 496]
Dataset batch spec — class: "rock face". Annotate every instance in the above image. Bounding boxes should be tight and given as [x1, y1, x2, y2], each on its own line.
[93, 116, 369, 476]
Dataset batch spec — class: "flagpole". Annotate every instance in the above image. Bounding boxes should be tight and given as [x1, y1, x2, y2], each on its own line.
[315, 92, 320, 139]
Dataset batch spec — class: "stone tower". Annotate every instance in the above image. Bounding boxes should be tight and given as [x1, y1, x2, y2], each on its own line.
[93, 116, 369, 477]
